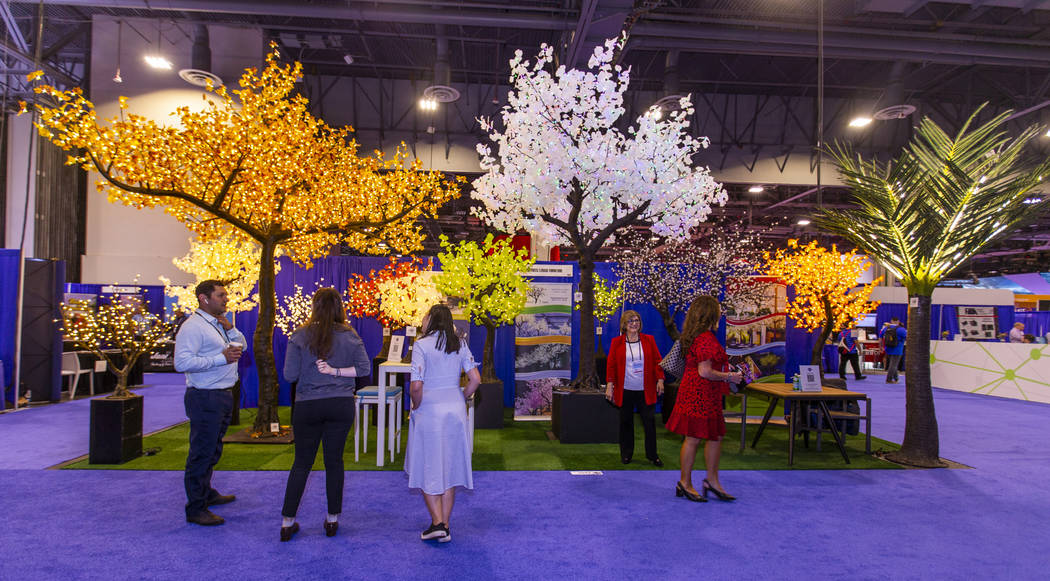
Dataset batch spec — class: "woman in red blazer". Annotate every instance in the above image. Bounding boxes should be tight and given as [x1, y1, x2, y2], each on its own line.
[604, 310, 665, 466]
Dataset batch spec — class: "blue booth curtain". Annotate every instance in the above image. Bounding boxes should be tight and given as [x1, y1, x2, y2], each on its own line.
[0, 249, 20, 403]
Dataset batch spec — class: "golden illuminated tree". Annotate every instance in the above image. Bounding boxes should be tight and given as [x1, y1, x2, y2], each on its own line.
[29, 48, 461, 435]
[159, 234, 279, 314]
[62, 299, 172, 398]
[764, 240, 881, 369]
[433, 234, 536, 382]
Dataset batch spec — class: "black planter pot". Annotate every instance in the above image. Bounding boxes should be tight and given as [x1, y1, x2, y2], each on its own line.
[474, 381, 504, 429]
[551, 390, 618, 444]
[89, 394, 143, 464]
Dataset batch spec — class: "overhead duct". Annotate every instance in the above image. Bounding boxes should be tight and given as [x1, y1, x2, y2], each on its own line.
[652, 50, 687, 114]
[873, 61, 914, 120]
[422, 24, 460, 104]
[178, 25, 223, 87]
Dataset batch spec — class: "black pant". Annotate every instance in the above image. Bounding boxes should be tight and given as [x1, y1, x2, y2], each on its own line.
[281, 396, 355, 518]
[619, 390, 657, 461]
[184, 387, 234, 517]
[838, 351, 863, 379]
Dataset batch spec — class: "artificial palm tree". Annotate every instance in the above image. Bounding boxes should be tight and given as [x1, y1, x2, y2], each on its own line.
[816, 107, 1050, 467]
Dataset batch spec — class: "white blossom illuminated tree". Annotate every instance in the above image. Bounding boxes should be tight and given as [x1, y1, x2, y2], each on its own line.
[473, 36, 726, 389]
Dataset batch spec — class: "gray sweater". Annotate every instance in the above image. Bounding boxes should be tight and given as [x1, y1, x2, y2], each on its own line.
[283, 326, 372, 402]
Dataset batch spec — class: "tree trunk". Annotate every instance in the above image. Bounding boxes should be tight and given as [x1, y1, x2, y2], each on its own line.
[656, 301, 680, 341]
[112, 365, 131, 398]
[887, 292, 944, 467]
[572, 253, 599, 391]
[252, 238, 280, 435]
[481, 321, 499, 383]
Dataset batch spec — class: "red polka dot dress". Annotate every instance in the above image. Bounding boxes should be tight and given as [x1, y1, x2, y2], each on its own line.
[666, 330, 730, 440]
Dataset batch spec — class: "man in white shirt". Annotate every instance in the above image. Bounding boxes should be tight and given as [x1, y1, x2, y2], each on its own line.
[175, 280, 245, 526]
[1009, 322, 1025, 343]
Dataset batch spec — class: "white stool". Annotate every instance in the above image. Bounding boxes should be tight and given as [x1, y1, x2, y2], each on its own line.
[354, 385, 403, 462]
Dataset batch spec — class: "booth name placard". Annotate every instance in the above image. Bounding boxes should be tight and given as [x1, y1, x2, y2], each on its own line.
[524, 264, 574, 278]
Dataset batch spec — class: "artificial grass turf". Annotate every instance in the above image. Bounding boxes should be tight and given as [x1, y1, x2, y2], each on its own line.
[63, 394, 901, 471]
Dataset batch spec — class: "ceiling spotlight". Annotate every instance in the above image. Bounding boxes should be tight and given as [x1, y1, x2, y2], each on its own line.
[748, 185, 764, 194]
[1023, 197, 1042, 204]
[343, 54, 354, 65]
[419, 97, 438, 112]
[144, 55, 173, 70]
[645, 108, 663, 121]
[1045, 128, 1050, 137]
[848, 116, 873, 128]
[113, 69, 123, 83]
[797, 219, 811, 226]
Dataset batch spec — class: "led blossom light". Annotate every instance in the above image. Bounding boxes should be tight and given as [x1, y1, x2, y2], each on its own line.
[433, 234, 536, 381]
[471, 36, 725, 386]
[27, 44, 461, 436]
[764, 239, 881, 365]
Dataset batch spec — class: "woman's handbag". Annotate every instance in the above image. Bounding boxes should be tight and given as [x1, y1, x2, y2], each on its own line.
[659, 340, 685, 379]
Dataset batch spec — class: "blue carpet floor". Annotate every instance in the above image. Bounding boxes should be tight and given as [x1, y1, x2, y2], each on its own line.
[1, 372, 1049, 579]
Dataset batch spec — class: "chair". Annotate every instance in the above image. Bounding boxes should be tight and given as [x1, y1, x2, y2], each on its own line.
[354, 385, 404, 462]
[62, 352, 93, 399]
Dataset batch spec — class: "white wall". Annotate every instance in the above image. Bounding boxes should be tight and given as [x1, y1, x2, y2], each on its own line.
[5, 114, 37, 254]
[82, 18, 262, 284]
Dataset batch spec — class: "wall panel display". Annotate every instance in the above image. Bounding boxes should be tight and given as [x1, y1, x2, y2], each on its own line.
[725, 277, 787, 383]
[513, 283, 572, 421]
[957, 306, 998, 340]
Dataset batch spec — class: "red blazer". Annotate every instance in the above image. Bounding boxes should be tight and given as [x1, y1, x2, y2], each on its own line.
[606, 333, 665, 407]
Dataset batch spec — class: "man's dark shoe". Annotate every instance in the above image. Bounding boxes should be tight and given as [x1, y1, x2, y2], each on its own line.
[280, 522, 300, 542]
[187, 511, 224, 526]
[207, 493, 236, 506]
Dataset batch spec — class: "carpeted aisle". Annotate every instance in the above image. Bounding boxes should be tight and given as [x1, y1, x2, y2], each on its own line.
[2, 372, 1050, 579]
[0, 373, 189, 469]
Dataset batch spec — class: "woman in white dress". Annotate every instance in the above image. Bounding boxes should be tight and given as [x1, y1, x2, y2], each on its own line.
[406, 304, 481, 543]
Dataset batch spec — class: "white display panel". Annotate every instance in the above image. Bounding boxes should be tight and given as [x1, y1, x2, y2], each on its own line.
[931, 340, 1050, 404]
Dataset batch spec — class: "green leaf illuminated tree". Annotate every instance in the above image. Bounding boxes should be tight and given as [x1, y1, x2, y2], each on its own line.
[816, 107, 1050, 467]
[433, 234, 536, 382]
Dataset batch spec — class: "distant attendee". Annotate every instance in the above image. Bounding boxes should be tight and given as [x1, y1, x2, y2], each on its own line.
[279, 287, 372, 542]
[1022, 334, 1035, 344]
[879, 317, 907, 384]
[174, 280, 245, 527]
[1009, 322, 1025, 343]
[605, 310, 665, 467]
[406, 304, 481, 543]
[837, 327, 867, 381]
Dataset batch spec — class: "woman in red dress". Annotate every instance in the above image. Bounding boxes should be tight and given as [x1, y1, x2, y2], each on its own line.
[666, 295, 741, 502]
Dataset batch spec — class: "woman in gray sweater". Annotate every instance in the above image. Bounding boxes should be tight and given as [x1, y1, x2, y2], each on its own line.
[279, 287, 371, 542]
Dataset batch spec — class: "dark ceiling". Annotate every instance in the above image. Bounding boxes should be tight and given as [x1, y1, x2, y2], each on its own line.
[4, 0, 1050, 277]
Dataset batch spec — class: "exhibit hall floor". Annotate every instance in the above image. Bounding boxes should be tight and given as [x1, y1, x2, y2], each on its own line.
[1, 373, 1048, 580]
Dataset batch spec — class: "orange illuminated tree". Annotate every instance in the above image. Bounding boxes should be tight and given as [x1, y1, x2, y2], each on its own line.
[765, 240, 881, 371]
[29, 48, 460, 435]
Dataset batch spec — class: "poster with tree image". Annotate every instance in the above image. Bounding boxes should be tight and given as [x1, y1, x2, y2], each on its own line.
[514, 283, 572, 420]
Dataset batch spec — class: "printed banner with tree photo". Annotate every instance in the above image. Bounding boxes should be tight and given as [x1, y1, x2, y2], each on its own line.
[514, 282, 572, 420]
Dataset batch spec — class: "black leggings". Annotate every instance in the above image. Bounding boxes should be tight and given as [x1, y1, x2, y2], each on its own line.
[281, 396, 355, 517]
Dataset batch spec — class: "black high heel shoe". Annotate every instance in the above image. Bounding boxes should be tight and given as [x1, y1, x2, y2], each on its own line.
[675, 481, 708, 503]
[701, 479, 736, 502]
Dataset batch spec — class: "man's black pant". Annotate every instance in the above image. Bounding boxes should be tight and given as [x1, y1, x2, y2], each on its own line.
[282, 397, 355, 518]
[838, 351, 863, 379]
[184, 387, 234, 518]
[619, 390, 657, 461]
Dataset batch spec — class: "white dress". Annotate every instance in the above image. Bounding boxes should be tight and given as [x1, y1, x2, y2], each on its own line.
[404, 333, 477, 495]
